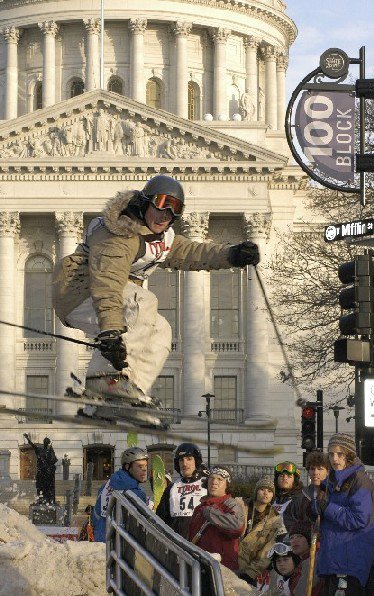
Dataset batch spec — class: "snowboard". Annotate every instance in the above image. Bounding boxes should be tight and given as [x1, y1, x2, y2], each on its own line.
[152, 455, 166, 510]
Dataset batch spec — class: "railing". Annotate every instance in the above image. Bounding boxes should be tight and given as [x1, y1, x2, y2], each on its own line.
[15, 407, 53, 424]
[161, 407, 182, 424]
[22, 339, 55, 352]
[211, 408, 244, 423]
[106, 490, 225, 595]
[210, 341, 241, 352]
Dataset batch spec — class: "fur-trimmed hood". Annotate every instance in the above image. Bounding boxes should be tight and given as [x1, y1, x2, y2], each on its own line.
[102, 190, 145, 237]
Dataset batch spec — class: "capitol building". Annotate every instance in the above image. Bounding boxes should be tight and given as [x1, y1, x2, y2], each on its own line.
[0, 0, 316, 483]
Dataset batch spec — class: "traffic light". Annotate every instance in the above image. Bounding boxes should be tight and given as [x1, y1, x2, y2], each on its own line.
[334, 254, 373, 365]
[301, 405, 316, 452]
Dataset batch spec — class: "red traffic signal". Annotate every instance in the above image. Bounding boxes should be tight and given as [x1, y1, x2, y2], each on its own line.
[302, 406, 315, 420]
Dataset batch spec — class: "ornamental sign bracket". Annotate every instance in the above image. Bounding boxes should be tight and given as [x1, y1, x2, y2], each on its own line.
[285, 46, 368, 206]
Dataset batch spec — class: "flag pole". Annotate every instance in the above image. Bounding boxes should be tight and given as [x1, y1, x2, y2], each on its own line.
[100, 0, 104, 88]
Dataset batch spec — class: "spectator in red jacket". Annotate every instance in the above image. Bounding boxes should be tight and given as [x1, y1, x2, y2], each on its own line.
[188, 466, 244, 570]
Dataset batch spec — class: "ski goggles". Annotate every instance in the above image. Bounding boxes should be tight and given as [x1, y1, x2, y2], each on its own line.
[275, 462, 300, 476]
[267, 542, 292, 558]
[144, 193, 184, 217]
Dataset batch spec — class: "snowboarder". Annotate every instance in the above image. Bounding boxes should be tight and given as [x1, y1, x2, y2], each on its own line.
[92, 446, 148, 542]
[23, 433, 58, 504]
[52, 175, 259, 413]
[156, 442, 208, 539]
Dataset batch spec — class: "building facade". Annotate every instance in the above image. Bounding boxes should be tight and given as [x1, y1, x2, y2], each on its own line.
[0, 0, 312, 482]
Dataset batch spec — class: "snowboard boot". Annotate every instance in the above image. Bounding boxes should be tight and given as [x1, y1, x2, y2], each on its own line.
[85, 374, 161, 409]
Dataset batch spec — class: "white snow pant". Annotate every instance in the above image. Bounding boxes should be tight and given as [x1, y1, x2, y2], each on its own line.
[65, 281, 172, 395]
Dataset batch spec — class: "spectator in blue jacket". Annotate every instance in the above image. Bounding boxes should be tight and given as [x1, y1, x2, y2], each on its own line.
[92, 447, 148, 542]
[313, 433, 374, 595]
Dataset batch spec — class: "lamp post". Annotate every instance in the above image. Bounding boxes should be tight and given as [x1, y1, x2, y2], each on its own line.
[199, 393, 214, 468]
[330, 405, 345, 433]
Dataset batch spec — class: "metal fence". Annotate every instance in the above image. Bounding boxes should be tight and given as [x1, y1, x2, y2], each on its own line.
[106, 490, 225, 595]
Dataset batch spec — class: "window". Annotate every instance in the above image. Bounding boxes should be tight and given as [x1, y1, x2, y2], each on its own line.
[210, 270, 239, 338]
[35, 81, 43, 110]
[153, 376, 174, 409]
[24, 256, 53, 338]
[217, 445, 237, 464]
[107, 76, 123, 95]
[146, 78, 161, 109]
[188, 81, 200, 120]
[213, 376, 237, 411]
[26, 375, 49, 410]
[70, 78, 84, 98]
[148, 269, 178, 337]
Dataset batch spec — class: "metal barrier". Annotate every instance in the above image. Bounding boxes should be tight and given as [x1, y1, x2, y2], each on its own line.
[106, 490, 225, 596]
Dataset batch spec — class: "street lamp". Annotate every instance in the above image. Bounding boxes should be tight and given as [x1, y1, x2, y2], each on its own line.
[198, 393, 214, 468]
[329, 406, 345, 433]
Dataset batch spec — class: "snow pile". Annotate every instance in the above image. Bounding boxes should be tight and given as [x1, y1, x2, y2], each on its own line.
[0, 503, 106, 596]
[220, 565, 259, 595]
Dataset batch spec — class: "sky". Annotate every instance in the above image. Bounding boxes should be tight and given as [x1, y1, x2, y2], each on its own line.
[285, 0, 374, 98]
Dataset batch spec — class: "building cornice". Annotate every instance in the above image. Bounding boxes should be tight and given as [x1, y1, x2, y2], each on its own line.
[0, 0, 297, 45]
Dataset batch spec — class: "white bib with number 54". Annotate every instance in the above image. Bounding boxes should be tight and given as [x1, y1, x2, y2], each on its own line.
[169, 478, 207, 517]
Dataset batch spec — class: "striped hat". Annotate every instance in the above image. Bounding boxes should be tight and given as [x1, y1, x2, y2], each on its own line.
[328, 433, 356, 456]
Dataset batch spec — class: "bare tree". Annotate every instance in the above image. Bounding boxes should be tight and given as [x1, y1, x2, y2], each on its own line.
[268, 188, 373, 395]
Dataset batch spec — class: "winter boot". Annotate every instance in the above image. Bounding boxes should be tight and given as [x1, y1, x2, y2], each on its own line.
[85, 374, 161, 409]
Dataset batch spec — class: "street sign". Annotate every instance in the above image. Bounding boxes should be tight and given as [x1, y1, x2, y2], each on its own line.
[295, 90, 355, 183]
[364, 379, 374, 427]
[320, 48, 350, 79]
[324, 217, 374, 242]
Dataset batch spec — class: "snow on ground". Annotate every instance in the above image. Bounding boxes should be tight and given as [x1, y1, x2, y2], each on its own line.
[0, 503, 106, 596]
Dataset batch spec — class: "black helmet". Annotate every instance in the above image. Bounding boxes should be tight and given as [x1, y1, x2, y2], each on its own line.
[142, 175, 185, 204]
[174, 442, 202, 473]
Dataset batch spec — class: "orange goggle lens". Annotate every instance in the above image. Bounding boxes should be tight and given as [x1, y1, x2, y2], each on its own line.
[150, 194, 184, 216]
[275, 462, 299, 475]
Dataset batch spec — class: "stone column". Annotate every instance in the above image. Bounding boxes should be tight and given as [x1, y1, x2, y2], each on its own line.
[276, 52, 288, 131]
[244, 36, 259, 120]
[83, 18, 101, 91]
[1, 27, 20, 120]
[38, 21, 59, 108]
[172, 21, 192, 119]
[210, 28, 230, 120]
[55, 212, 83, 414]
[181, 212, 209, 416]
[129, 18, 147, 103]
[0, 212, 19, 397]
[261, 44, 277, 130]
[244, 212, 272, 421]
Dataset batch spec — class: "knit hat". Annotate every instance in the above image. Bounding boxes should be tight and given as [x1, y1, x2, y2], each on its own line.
[289, 521, 312, 546]
[328, 433, 356, 456]
[254, 475, 275, 498]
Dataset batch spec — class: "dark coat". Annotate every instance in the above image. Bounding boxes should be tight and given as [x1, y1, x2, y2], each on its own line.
[189, 494, 244, 570]
[317, 459, 374, 586]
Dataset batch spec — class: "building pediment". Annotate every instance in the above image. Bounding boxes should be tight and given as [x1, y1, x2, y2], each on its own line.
[0, 90, 287, 175]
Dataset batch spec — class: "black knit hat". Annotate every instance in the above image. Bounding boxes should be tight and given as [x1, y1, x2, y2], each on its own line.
[289, 521, 312, 546]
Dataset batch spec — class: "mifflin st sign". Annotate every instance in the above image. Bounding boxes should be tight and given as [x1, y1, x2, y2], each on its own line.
[324, 217, 374, 242]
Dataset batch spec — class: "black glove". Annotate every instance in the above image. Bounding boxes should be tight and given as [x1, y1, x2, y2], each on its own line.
[97, 330, 127, 371]
[229, 241, 260, 267]
[310, 497, 327, 522]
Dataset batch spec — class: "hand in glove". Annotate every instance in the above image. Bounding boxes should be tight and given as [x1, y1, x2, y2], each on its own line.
[97, 329, 127, 371]
[229, 241, 260, 267]
[310, 497, 327, 521]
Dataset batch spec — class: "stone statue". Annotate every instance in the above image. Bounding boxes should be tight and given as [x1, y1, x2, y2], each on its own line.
[62, 453, 71, 481]
[24, 433, 58, 504]
[129, 121, 149, 157]
[94, 108, 109, 152]
[240, 91, 256, 121]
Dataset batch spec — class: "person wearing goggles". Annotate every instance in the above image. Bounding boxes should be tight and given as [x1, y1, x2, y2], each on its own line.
[261, 540, 301, 596]
[273, 461, 303, 523]
[53, 174, 260, 418]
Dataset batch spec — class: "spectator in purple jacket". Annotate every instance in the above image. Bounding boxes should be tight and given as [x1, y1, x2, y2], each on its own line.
[313, 433, 374, 595]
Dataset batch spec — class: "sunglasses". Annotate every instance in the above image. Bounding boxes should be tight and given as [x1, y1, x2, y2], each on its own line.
[145, 193, 184, 217]
[275, 462, 300, 475]
[267, 543, 292, 558]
